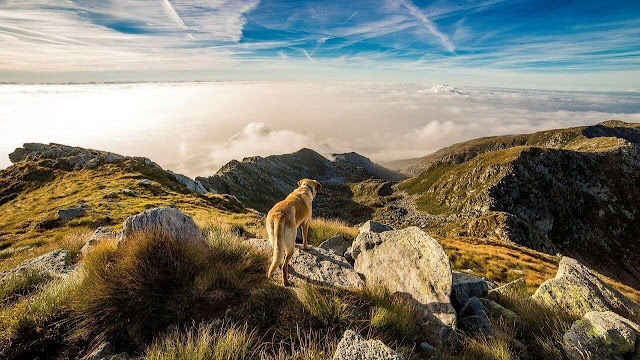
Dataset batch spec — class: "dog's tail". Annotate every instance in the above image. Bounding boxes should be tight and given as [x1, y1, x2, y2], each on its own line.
[267, 214, 284, 278]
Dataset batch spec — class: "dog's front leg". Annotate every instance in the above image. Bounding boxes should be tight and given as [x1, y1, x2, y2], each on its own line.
[301, 220, 310, 250]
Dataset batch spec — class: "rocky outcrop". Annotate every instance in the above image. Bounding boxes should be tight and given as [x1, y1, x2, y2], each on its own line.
[333, 330, 403, 360]
[246, 239, 364, 289]
[532, 257, 640, 322]
[1, 249, 71, 280]
[563, 311, 640, 360]
[167, 171, 209, 194]
[82, 227, 117, 255]
[120, 207, 207, 246]
[349, 227, 456, 343]
[58, 204, 87, 221]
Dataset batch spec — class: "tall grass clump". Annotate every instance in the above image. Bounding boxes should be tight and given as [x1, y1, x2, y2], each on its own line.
[308, 218, 358, 246]
[296, 283, 346, 327]
[0, 269, 53, 305]
[72, 229, 266, 348]
[144, 322, 257, 360]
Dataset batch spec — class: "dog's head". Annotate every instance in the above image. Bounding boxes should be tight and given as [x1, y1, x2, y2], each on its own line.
[298, 179, 322, 197]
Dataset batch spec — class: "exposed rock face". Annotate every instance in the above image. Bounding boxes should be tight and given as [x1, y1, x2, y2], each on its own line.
[393, 121, 640, 289]
[318, 235, 351, 257]
[458, 315, 493, 338]
[333, 329, 403, 360]
[8, 143, 158, 170]
[532, 257, 640, 322]
[460, 297, 489, 319]
[359, 220, 393, 234]
[479, 298, 520, 323]
[563, 311, 640, 360]
[451, 271, 489, 310]
[349, 227, 456, 336]
[82, 227, 117, 255]
[120, 207, 206, 246]
[167, 171, 209, 194]
[2, 249, 71, 279]
[246, 239, 364, 289]
[196, 148, 405, 213]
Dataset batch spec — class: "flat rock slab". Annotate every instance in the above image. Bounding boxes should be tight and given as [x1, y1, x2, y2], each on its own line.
[333, 330, 403, 360]
[246, 239, 364, 289]
[563, 311, 640, 360]
[532, 257, 640, 322]
[2, 249, 71, 280]
[349, 227, 456, 330]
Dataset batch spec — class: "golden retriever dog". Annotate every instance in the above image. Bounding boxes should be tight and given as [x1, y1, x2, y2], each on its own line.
[266, 178, 322, 286]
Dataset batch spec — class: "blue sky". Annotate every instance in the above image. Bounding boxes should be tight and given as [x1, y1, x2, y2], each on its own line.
[0, 0, 639, 89]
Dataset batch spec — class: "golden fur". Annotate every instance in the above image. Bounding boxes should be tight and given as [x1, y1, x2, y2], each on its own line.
[266, 178, 322, 286]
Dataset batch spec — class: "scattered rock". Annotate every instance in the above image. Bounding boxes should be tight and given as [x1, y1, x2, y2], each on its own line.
[103, 192, 119, 200]
[57, 205, 86, 221]
[120, 207, 206, 246]
[563, 311, 640, 360]
[375, 182, 394, 196]
[349, 226, 456, 345]
[138, 179, 152, 186]
[318, 235, 351, 256]
[36, 217, 61, 230]
[81, 227, 117, 255]
[478, 298, 520, 323]
[458, 315, 493, 338]
[358, 220, 393, 234]
[489, 277, 527, 296]
[246, 239, 364, 289]
[419, 342, 438, 358]
[460, 297, 489, 319]
[2, 249, 71, 280]
[532, 257, 640, 322]
[121, 188, 139, 197]
[451, 271, 489, 310]
[333, 329, 404, 360]
[85, 342, 130, 360]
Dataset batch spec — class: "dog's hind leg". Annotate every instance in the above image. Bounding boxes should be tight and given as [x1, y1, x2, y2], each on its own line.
[301, 219, 310, 250]
[282, 248, 293, 287]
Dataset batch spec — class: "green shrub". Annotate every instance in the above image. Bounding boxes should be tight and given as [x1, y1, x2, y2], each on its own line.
[71, 230, 266, 347]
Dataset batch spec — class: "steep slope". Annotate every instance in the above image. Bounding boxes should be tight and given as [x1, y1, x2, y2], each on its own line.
[196, 148, 405, 215]
[387, 120, 640, 176]
[392, 121, 640, 289]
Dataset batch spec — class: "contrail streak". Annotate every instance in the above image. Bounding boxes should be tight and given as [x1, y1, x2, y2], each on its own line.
[161, 0, 186, 28]
[309, 11, 357, 57]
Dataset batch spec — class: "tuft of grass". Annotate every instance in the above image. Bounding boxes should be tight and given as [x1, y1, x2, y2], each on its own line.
[0, 268, 54, 305]
[144, 322, 257, 360]
[71, 229, 266, 347]
[358, 286, 422, 343]
[308, 218, 357, 246]
[0, 270, 83, 347]
[296, 283, 346, 327]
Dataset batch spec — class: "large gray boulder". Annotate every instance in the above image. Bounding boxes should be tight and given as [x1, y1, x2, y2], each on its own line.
[120, 207, 206, 246]
[246, 239, 364, 289]
[532, 257, 640, 322]
[333, 330, 403, 360]
[82, 227, 117, 255]
[2, 249, 71, 280]
[349, 227, 456, 345]
[563, 311, 640, 360]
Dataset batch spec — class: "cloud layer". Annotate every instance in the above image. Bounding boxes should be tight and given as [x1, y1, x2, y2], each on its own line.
[1, 82, 639, 176]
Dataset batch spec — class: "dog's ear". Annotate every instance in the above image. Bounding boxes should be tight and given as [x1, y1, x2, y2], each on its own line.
[314, 180, 322, 192]
[298, 179, 304, 187]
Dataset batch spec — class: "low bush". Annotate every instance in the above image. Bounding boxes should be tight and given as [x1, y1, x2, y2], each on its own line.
[71, 229, 266, 348]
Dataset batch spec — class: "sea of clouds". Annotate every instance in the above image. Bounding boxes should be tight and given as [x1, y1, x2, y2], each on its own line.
[1, 82, 639, 177]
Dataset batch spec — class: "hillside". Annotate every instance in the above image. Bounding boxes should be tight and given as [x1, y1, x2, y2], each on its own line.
[387, 120, 640, 176]
[196, 148, 405, 217]
[391, 121, 640, 290]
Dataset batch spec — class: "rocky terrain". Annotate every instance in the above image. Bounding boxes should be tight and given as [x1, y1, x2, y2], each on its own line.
[1, 121, 640, 360]
[384, 120, 640, 290]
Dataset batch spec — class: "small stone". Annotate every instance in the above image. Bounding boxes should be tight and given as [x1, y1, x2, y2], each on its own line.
[419, 342, 438, 357]
[121, 188, 139, 197]
[460, 297, 489, 319]
[138, 179, 152, 186]
[358, 220, 393, 234]
[333, 329, 404, 360]
[458, 315, 493, 338]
